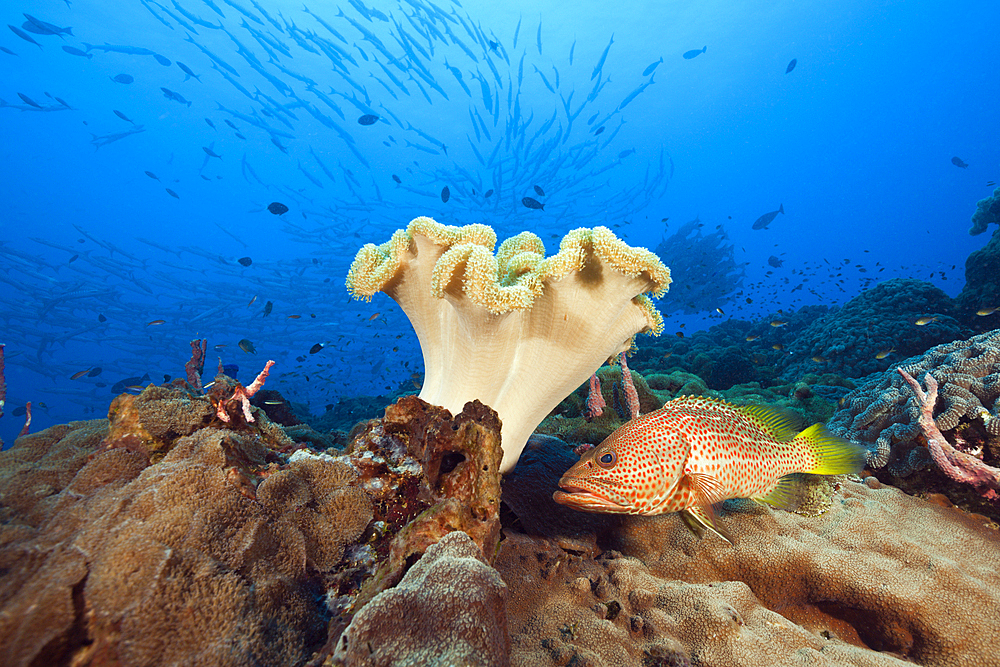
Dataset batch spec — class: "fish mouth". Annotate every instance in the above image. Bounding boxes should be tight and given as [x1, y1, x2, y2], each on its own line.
[553, 480, 630, 513]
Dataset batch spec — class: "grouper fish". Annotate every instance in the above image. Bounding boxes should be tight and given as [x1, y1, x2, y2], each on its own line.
[554, 395, 864, 543]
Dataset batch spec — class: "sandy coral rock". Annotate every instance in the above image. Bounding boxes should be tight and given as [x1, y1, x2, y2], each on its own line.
[334, 530, 510, 667]
[0, 425, 372, 667]
[498, 481, 999, 667]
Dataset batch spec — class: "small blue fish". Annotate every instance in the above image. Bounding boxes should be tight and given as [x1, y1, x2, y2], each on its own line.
[683, 46, 706, 59]
[785, 58, 797, 74]
[17, 92, 42, 108]
[61, 45, 91, 59]
[177, 61, 201, 81]
[111, 74, 134, 84]
[752, 204, 785, 230]
[8, 24, 43, 49]
[113, 109, 136, 124]
[202, 146, 221, 158]
[160, 87, 192, 107]
[642, 57, 662, 76]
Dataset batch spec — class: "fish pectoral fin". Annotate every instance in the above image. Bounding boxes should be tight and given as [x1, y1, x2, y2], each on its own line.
[681, 505, 734, 545]
[686, 472, 729, 506]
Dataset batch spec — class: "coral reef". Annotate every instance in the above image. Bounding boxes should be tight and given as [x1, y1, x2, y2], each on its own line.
[955, 226, 1000, 327]
[346, 216, 670, 472]
[968, 185, 1000, 235]
[333, 531, 510, 666]
[828, 330, 1000, 518]
[898, 369, 1000, 499]
[776, 279, 969, 380]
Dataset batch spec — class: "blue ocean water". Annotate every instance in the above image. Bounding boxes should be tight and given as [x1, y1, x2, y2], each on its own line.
[1, 0, 997, 446]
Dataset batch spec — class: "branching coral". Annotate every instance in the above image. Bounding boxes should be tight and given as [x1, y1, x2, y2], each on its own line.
[898, 369, 1000, 500]
[347, 216, 671, 472]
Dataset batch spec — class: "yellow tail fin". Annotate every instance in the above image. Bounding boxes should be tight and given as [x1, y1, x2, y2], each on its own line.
[794, 423, 866, 475]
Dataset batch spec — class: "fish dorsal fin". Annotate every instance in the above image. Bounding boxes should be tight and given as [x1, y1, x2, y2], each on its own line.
[681, 472, 735, 544]
[755, 473, 807, 511]
[736, 404, 803, 441]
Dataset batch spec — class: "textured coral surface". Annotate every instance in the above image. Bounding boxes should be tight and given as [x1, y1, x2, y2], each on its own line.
[0, 420, 371, 667]
[497, 479, 1000, 667]
[334, 531, 510, 666]
[829, 330, 1000, 518]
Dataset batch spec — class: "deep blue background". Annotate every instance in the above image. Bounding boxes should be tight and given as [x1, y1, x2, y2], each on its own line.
[1, 0, 998, 445]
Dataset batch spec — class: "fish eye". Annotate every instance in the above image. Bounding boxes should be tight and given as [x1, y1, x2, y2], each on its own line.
[598, 451, 616, 468]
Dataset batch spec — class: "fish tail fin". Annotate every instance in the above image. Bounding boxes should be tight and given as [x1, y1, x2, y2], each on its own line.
[779, 203, 784, 214]
[186, 100, 192, 107]
[65, 28, 74, 36]
[794, 423, 865, 475]
[82, 42, 93, 51]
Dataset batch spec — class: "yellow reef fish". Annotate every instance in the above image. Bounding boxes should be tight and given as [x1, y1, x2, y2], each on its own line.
[915, 316, 938, 326]
[745, 335, 759, 342]
[976, 307, 998, 317]
[770, 320, 788, 327]
[875, 347, 896, 360]
[554, 396, 864, 543]
[811, 356, 827, 363]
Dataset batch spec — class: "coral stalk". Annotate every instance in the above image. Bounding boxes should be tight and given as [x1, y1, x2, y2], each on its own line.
[0, 343, 5, 419]
[185, 339, 207, 393]
[619, 352, 641, 420]
[898, 368, 1000, 500]
[583, 373, 605, 420]
[216, 360, 275, 424]
[19, 401, 30, 437]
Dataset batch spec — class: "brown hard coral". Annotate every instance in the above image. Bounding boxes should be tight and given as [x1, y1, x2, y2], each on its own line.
[495, 480, 1000, 667]
[0, 424, 373, 667]
[333, 530, 510, 667]
[347, 395, 504, 608]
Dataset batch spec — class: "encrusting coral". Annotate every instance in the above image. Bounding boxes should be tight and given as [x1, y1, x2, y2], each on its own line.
[346, 216, 671, 472]
[333, 531, 510, 666]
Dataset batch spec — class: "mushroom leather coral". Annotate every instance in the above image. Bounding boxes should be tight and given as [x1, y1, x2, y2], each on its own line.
[347, 216, 670, 472]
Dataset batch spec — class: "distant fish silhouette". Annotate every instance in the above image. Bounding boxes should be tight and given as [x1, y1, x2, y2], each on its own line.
[786, 58, 797, 73]
[643, 57, 663, 76]
[358, 114, 378, 125]
[752, 204, 785, 230]
[111, 73, 133, 84]
[522, 197, 544, 210]
[8, 24, 43, 49]
[441, 186, 450, 203]
[683, 46, 706, 59]
[951, 156, 969, 169]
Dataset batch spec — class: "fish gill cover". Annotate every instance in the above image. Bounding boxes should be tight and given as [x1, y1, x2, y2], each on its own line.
[0, 0, 998, 442]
